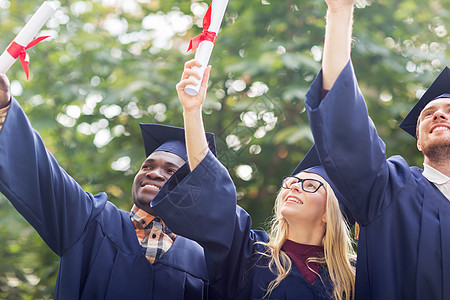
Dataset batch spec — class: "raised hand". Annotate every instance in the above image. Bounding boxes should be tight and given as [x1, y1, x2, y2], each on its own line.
[322, 0, 355, 89]
[0, 74, 11, 108]
[176, 59, 212, 113]
[176, 59, 212, 171]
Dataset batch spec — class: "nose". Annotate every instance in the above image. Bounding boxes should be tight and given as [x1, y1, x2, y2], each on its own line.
[145, 168, 165, 180]
[289, 182, 302, 192]
[433, 109, 449, 121]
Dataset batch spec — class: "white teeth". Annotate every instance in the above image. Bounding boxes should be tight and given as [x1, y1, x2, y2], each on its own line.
[433, 126, 449, 132]
[287, 197, 303, 204]
[144, 184, 160, 190]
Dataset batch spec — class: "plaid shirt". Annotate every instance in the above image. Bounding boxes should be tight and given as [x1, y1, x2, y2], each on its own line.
[0, 103, 9, 130]
[130, 205, 176, 264]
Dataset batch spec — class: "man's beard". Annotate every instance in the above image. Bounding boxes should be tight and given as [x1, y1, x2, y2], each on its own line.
[421, 138, 450, 162]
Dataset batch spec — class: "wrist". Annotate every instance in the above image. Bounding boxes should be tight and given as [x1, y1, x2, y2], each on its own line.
[327, 4, 354, 16]
[183, 106, 202, 115]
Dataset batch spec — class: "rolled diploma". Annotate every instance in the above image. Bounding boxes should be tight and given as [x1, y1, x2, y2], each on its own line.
[184, 0, 229, 96]
[0, 1, 56, 74]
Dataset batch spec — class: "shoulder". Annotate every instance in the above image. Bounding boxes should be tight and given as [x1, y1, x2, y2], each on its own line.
[387, 155, 426, 183]
[248, 230, 272, 265]
[386, 155, 416, 183]
[251, 229, 270, 244]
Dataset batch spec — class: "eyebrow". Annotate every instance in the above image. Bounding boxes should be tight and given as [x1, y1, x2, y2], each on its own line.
[421, 103, 450, 117]
[143, 159, 182, 169]
[165, 162, 182, 169]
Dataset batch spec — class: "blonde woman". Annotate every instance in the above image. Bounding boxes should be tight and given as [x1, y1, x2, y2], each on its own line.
[151, 60, 356, 299]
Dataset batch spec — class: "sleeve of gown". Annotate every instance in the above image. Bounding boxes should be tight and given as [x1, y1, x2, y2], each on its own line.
[305, 61, 411, 225]
[0, 98, 107, 255]
[152, 151, 264, 298]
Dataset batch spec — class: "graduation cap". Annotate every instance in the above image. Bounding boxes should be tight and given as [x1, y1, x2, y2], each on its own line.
[399, 66, 450, 138]
[291, 145, 355, 227]
[139, 123, 216, 161]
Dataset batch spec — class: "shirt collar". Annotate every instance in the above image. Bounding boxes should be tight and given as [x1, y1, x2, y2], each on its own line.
[423, 163, 450, 185]
[130, 204, 159, 228]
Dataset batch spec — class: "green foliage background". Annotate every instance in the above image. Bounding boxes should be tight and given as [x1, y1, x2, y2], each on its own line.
[0, 0, 448, 298]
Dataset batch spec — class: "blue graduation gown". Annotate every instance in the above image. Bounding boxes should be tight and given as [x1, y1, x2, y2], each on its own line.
[0, 98, 212, 300]
[152, 152, 336, 300]
[305, 61, 450, 300]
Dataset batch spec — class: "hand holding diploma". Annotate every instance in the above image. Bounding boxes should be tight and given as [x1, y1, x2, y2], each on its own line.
[177, 59, 212, 112]
[184, 0, 229, 96]
[0, 1, 57, 80]
[176, 59, 212, 170]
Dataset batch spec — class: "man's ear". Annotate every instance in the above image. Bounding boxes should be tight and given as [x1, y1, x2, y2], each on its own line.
[417, 139, 422, 152]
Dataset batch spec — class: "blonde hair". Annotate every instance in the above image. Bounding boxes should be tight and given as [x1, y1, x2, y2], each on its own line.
[259, 180, 356, 299]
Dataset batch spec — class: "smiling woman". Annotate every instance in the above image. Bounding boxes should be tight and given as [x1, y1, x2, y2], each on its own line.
[255, 151, 355, 299]
[150, 60, 356, 300]
[152, 140, 356, 300]
[279, 173, 327, 237]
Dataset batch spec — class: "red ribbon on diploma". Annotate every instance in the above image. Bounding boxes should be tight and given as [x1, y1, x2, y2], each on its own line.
[187, 4, 217, 52]
[6, 36, 50, 81]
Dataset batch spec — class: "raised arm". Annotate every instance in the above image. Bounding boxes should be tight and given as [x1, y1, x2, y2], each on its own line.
[306, 0, 409, 225]
[0, 77, 106, 255]
[176, 60, 212, 171]
[322, 0, 355, 89]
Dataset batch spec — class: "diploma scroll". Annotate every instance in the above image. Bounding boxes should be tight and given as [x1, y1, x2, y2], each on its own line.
[184, 0, 229, 96]
[0, 1, 57, 79]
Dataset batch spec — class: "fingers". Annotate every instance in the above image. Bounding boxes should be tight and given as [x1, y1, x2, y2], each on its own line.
[184, 59, 202, 69]
[177, 60, 212, 97]
[176, 76, 199, 92]
[181, 59, 202, 80]
[180, 68, 202, 81]
[177, 59, 204, 93]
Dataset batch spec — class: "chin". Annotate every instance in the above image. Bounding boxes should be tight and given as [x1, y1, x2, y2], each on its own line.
[422, 140, 450, 160]
[279, 207, 289, 219]
[134, 195, 155, 208]
[280, 207, 300, 221]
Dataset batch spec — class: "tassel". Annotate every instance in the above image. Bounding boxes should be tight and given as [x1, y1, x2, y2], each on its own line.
[354, 222, 360, 240]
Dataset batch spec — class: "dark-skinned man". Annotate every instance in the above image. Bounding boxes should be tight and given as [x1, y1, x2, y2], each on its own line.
[0, 73, 218, 300]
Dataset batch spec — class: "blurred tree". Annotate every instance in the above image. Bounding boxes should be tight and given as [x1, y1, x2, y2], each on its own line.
[0, 0, 448, 297]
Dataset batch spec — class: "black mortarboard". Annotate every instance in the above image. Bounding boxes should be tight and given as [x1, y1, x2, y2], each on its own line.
[291, 145, 355, 227]
[139, 123, 216, 160]
[399, 66, 450, 138]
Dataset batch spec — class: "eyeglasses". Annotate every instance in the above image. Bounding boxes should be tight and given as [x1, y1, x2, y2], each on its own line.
[281, 176, 324, 193]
